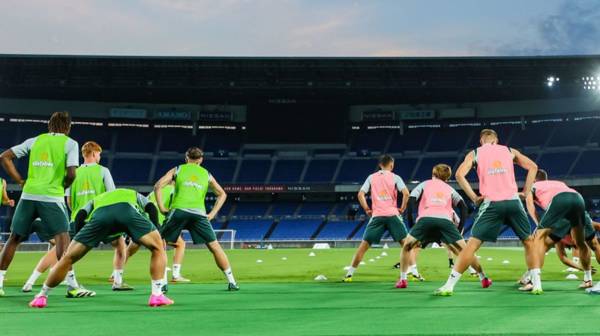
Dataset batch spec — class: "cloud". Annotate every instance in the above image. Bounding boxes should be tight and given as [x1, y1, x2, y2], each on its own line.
[492, 0, 600, 56]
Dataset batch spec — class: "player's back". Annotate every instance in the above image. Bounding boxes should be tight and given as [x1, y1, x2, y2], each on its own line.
[417, 178, 455, 221]
[70, 164, 107, 220]
[474, 143, 517, 201]
[533, 180, 577, 210]
[24, 133, 72, 197]
[172, 163, 210, 212]
[369, 170, 400, 217]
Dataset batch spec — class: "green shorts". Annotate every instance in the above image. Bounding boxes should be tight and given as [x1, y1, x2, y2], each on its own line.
[539, 192, 586, 239]
[410, 217, 463, 245]
[69, 222, 123, 244]
[74, 203, 156, 248]
[362, 215, 407, 245]
[471, 199, 531, 242]
[161, 209, 216, 245]
[11, 199, 69, 241]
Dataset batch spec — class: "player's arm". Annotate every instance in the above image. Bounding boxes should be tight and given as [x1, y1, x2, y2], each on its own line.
[357, 191, 371, 217]
[153, 168, 176, 214]
[592, 220, 600, 232]
[144, 202, 160, 228]
[64, 167, 76, 189]
[511, 148, 538, 199]
[207, 177, 227, 221]
[1, 179, 14, 207]
[555, 242, 583, 270]
[64, 139, 78, 189]
[0, 150, 25, 186]
[406, 196, 417, 228]
[456, 200, 468, 233]
[73, 201, 93, 234]
[455, 151, 481, 205]
[399, 187, 409, 214]
[525, 192, 539, 226]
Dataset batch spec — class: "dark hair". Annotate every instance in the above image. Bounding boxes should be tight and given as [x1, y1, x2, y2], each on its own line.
[185, 147, 204, 160]
[536, 169, 548, 181]
[48, 111, 71, 134]
[378, 154, 394, 168]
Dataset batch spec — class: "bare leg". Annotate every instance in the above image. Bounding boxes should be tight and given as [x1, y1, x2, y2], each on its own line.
[43, 242, 91, 289]
[350, 241, 370, 268]
[112, 237, 127, 270]
[437, 238, 484, 292]
[172, 236, 186, 265]
[400, 236, 419, 275]
[136, 231, 167, 281]
[206, 240, 237, 286]
[0, 233, 23, 270]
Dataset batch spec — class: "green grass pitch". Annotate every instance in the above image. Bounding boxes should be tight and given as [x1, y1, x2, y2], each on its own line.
[1, 247, 599, 335]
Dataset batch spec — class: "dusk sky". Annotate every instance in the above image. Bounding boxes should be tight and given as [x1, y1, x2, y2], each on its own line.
[0, 0, 598, 57]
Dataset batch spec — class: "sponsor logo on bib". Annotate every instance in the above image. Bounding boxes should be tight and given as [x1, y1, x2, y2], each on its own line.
[32, 152, 54, 167]
[487, 160, 507, 175]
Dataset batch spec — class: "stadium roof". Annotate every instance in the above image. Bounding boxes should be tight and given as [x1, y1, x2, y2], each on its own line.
[0, 54, 598, 104]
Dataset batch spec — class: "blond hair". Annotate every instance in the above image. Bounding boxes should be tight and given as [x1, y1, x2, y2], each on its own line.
[432, 163, 452, 181]
[81, 141, 102, 158]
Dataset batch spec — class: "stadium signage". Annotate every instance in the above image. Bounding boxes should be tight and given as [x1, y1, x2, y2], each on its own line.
[198, 111, 233, 122]
[362, 110, 395, 121]
[223, 184, 334, 193]
[154, 110, 191, 120]
[399, 110, 435, 120]
[109, 108, 147, 119]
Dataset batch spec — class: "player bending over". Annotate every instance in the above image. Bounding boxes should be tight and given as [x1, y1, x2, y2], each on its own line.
[343, 154, 411, 282]
[0, 112, 77, 297]
[525, 169, 593, 294]
[397, 164, 490, 289]
[22, 141, 125, 293]
[435, 129, 538, 296]
[29, 188, 173, 308]
[154, 147, 238, 291]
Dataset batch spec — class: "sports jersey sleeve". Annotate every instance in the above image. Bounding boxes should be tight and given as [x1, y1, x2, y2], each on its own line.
[410, 181, 426, 199]
[136, 193, 150, 208]
[10, 137, 36, 158]
[102, 167, 116, 191]
[451, 189, 464, 206]
[65, 139, 79, 167]
[395, 174, 407, 191]
[359, 175, 372, 193]
[81, 200, 94, 214]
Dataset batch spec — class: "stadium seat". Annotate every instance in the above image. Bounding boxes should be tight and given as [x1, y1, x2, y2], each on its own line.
[226, 219, 273, 241]
[111, 158, 153, 184]
[237, 160, 271, 183]
[270, 159, 305, 183]
[303, 160, 338, 183]
[268, 219, 323, 240]
[202, 159, 237, 183]
[317, 220, 361, 240]
[337, 159, 377, 183]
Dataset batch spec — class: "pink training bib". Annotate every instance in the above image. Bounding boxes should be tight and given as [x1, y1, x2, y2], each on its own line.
[475, 143, 518, 201]
[370, 170, 400, 217]
[533, 180, 577, 210]
[417, 178, 456, 222]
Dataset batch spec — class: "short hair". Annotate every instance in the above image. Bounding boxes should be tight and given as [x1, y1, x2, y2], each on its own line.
[81, 141, 102, 157]
[536, 169, 548, 181]
[378, 154, 394, 168]
[432, 163, 452, 181]
[48, 111, 71, 134]
[186, 147, 204, 160]
[480, 129, 498, 139]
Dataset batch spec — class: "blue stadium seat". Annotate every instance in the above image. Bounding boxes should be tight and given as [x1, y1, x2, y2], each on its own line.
[159, 130, 203, 153]
[428, 127, 470, 152]
[536, 152, 578, 178]
[268, 219, 322, 240]
[114, 127, 158, 153]
[304, 160, 338, 183]
[571, 150, 600, 177]
[317, 220, 361, 240]
[202, 159, 237, 183]
[297, 202, 332, 216]
[233, 202, 269, 217]
[18, 123, 48, 142]
[111, 158, 153, 184]
[270, 202, 299, 216]
[388, 128, 432, 153]
[270, 160, 305, 183]
[237, 160, 271, 183]
[413, 157, 458, 181]
[0, 123, 18, 150]
[226, 219, 273, 241]
[350, 130, 391, 152]
[510, 124, 554, 149]
[203, 131, 242, 153]
[549, 121, 595, 147]
[350, 222, 366, 240]
[514, 153, 538, 180]
[154, 159, 183, 178]
[70, 125, 113, 151]
[337, 159, 377, 183]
